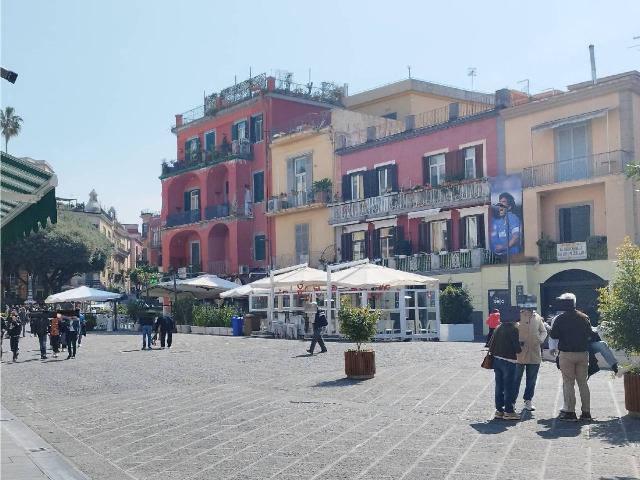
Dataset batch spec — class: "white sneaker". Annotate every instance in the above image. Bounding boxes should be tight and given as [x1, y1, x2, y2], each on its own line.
[524, 400, 536, 411]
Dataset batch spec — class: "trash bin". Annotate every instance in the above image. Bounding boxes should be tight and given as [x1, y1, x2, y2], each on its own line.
[243, 314, 260, 336]
[232, 316, 244, 336]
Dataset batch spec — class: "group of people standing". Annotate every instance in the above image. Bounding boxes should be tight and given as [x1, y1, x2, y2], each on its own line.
[1, 308, 86, 362]
[487, 293, 618, 421]
[139, 313, 175, 350]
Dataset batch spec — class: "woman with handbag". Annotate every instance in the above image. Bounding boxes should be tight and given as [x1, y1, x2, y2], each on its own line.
[487, 318, 522, 420]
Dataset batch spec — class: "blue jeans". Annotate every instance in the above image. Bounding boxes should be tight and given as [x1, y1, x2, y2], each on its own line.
[515, 363, 540, 401]
[494, 357, 518, 413]
[38, 334, 47, 357]
[142, 325, 153, 348]
[589, 341, 617, 367]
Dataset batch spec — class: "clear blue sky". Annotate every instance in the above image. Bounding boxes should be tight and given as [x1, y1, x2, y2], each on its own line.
[2, 0, 639, 225]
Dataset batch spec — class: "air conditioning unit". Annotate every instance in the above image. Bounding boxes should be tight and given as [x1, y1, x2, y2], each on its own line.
[267, 198, 279, 212]
[238, 265, 250, 274]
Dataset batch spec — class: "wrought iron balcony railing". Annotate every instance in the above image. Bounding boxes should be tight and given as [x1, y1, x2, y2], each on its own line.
[538, 236, 608, 264]
[165, 209, 201, 228]
[329, 178, 489, 225]
[267, 190, 330, 214]
[373, 248, 499, 273]
[522, 150, 633, 188]
[160, 142, 253, 178]
[205, 203, 230, 220]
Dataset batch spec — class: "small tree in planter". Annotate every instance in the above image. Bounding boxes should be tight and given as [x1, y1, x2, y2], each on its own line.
[339, 304, 380, 379]
[312, 178, 332, 203]
[598, 238, 640, 416]
[439, 284, 474, 341]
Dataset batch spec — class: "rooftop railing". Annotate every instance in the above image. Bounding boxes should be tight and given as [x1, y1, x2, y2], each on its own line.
[160, 141, 252, 178]
[270, 110, 333, 140]
[522, 150, 633, 188]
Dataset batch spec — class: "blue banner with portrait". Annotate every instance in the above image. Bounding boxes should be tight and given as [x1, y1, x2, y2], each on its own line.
[489, 175, 523, 256]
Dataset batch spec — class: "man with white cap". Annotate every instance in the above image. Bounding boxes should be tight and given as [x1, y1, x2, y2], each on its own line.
[307, 302, 328, 355]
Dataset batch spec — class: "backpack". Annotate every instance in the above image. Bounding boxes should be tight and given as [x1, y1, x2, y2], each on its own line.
[315, 310, 328, 327]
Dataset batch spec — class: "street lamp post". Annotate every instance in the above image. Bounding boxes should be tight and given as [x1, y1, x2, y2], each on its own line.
[495, 203, 513, 306]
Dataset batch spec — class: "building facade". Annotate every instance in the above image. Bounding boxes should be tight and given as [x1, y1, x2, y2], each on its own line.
[140, 211, 162, 268]
[160, 73, 344, 278]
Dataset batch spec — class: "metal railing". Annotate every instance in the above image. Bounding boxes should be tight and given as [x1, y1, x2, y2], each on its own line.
[160, 142, 253, 178]
[207, 260, 230, 276]
[339, 102, 495, 150]
[538, 237, 608, 264]
[273, 79, 343, 106]
[373, 248, 499, 273]
[150, 239, 162, 249]
[165, 209, 201, 228]
[271, 251, 336, 270]
[522, 150, 633, 188]
[267, 190, 330, 214]
[270, 110, 333, 139]
[205, 203, 230, 220]
[329, 179, 489, 224]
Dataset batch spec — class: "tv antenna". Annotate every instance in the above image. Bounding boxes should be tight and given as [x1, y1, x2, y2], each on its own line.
[467, 67, 477, 90]
[407, 65, 411, 79]
[630, 34, 640, 51]
[517, 79, 530, 96]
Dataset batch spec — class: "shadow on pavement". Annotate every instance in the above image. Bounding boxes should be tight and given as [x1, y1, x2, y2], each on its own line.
[312, 378, 368, 388]
[536, 418, 582, 439]
[587, 416, 640, 445]
[292, 353, 314, 358]
[469, 420, 514, 434]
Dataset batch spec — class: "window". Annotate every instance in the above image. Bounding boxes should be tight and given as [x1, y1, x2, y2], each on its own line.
[205, 130, 216, 152]
[351, 173, 365, 200]
[253, 171, 264, 203]
[464, 148, 476, 179]
[379, 227, 395, 258]
[556, 123, 589, 181]
[559, 205, 590, 242]
[465, 216, 478, 249]
[378, 167, 391, 194]
[233, 120, 248, 141]
[352, 231, 367, 260]
[294, 157, 307, 193]
[382, 112, 397, 120]
[185, 137, 200, 162]
[430, 220, 448, 252]
[141, 223, 148, 237]
[295, 224, 310, 263]
[428, 154, 446, 186]
[250, 114, 263, 143]
[254, 235, 266, 261]
[190, 190, 200, 211]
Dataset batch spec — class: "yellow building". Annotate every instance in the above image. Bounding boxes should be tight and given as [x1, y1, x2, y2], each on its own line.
[498, 70, 640, 320]
[268, 109, 402, 269]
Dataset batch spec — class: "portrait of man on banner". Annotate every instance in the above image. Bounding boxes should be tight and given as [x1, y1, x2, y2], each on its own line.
[489, 175, 523, 256]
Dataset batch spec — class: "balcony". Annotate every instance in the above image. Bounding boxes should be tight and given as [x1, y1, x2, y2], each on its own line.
[160, 142, 253, 179]
[272, 250, 336, 270]
[522, 150, 633, 188]
[150, 238, 161, 249]
[329, 179, 489, 225]
[207, 260, 230, 276]
[538, 236, 608, 264]
[373, 248, 500, 273]
[205, 203, 230, 220]
[267, 190, 330, 215]
[166, 209, 201, 228]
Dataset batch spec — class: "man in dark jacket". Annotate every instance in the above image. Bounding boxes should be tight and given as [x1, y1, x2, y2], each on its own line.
[7, 311, 22, 362]
[307, 302, 327, 355]
[32, 313, 50, 359]
[549, 293, 593, 421]
[140, 313, 155, 350]
[155, 315, 174, 349]
[488, 319, 522, 420]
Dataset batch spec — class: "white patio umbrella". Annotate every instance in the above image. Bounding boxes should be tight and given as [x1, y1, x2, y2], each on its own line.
[45, 286, 122, 304]
[330, 263, 438, 289]
[251, 266, 328, 290]
[146, 274, 239, 299]
[220, 283, 270, 298]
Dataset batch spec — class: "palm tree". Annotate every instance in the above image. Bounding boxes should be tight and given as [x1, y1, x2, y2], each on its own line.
[1, 106, 23, 153]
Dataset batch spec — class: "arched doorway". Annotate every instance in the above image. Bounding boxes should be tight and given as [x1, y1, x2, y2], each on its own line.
[208, 224, 230, 275]
[541, 269, 607, 324]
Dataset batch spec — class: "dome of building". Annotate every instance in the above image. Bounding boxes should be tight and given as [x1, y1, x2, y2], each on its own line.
[85, 189, 100, 213]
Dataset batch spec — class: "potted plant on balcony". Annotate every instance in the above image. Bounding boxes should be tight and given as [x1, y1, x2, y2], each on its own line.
[339, 304, 379, 379]
[598, 238, 640, 417]
[439, 284, 474, 341]
[312, 178, 332, 203]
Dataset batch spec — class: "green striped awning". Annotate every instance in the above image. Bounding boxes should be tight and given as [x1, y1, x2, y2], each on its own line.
[1, 151, 58, 246]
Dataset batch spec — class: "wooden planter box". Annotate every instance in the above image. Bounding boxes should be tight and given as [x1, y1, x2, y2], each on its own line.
[344, 350, 376, 379]
[624, 372, 640, 417]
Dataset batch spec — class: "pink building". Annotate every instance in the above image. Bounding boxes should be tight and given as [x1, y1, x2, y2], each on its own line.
[161, 74, 343, 278]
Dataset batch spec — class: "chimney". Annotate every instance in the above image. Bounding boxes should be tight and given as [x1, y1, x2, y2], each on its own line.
[494, 89, 512, 109]
[175, 114, 183, 128]
[366, 126, 376, 142]
[589, 44, 597, 85]
[267, 76, 276, 91]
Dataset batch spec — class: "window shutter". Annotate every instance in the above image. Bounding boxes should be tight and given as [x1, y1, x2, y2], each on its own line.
[372, 229, 381, 258]
[475, 145, 484, 178]
[390, 164, 399, 192]
[446, 219, 453, 251]
[477, 214, 486, 248]
[422, 157, 430, 186]
[393, 226, 404, 255]
[418, 222, 431, 253]
[231, 123, 238, 141]
[559, 208, 571, 243]
[363, 170, 375, 198]
[364, 231, 371, 259]
[253, 172, 264, 203]
[445, 151, 457, 182]
[342, 175, 352, 201]
[459, 216, 467, 249]
[255, 235, 266, 261]
[194, 189, 200, 210]
[305, 156, 313, 193]
[287, 159, 295, 193]
[183, 191, 191, 211]
[249, 117, 255, 143]
[341, 233, 352, 261]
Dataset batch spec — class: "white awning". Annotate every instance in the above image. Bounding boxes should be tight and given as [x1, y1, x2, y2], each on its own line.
[343, 223, 369, 233]
[531, 109, 609, 132]
[407, 208, 447, 220]
[372, 218, 397, 229]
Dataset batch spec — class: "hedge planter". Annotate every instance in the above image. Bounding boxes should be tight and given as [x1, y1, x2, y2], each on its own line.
[440, 324, 474, 342]
[345, 350, 376, 380]
[205, 327, 216, 335]
[176, 324, 190, 333]
[191, 326, 205, 334]
[624, 373, 640, 417]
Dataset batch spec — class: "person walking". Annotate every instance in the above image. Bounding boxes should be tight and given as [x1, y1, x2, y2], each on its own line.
[7, 311, 22, 362]
[77, 312, 86, 348]
[19, 306, 28, 337]
[49, 314, 62, 358]
[307, 302, 328, 355]
[515, 306, 547, 411]
[33, 313, 50, 360]
[549, 293, 593, 421]
[485, 309, 501, 347]
[140, 313, 154, 350]
[155, 314, 174, 349]
[488, 317, 522, 420]
[66, 314, 80, 359]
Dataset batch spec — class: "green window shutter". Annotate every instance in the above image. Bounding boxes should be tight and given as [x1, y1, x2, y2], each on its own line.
[255, 235, 266, 261]
[253, 172, 264, 203]
[184, 191, 191, 211]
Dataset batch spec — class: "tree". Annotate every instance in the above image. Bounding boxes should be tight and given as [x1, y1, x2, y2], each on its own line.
[0, 106, 23, 153]
[440, 284, 473, 324]
[598, 238, 640, 359]
[129, 263, 160, 297]
[338, 305, 379, 351]
[626, 163, 640, 181]
[1, 211, 112, 295]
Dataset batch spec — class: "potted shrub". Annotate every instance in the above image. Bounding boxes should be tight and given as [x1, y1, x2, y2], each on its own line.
[191, 304, 207, 334]
[598, 238, 640, 417]
[439, 284, 474, 341]
[339, 304, 379, 379]
[312, 178, 332, 203]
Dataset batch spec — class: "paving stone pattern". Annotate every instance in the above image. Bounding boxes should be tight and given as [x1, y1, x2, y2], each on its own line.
[1, 333, 638, 480]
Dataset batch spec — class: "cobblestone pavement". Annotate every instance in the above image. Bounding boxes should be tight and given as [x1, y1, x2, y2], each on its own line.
[1, 333, 638, 480]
